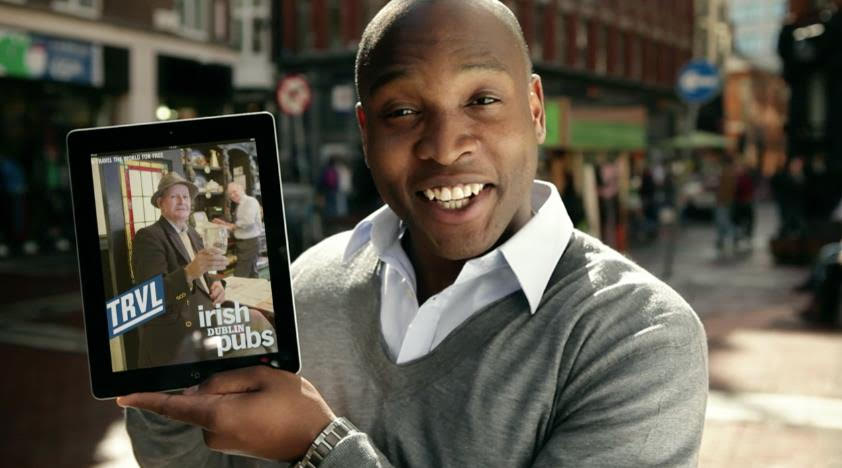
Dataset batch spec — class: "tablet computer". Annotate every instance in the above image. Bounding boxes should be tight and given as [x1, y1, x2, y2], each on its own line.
[67, 112, 300, 399]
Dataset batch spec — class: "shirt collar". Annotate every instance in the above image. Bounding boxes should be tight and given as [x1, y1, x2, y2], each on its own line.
[165, 217, 190, 234]
[497, 180, 571, 313]
[343, 180, 573, 313]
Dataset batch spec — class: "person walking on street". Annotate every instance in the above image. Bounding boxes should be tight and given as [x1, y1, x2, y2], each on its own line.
[733, 159, 756, 250]
[715, 154, 737, 253]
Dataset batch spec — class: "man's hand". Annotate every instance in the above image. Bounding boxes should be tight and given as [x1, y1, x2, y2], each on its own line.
[117, 366, 335, 462]
[210, 281, 225, 305]
[185, 247, 227, 282]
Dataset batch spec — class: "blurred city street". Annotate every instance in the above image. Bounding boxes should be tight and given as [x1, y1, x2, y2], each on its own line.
[2, 0, 842, 466]
[0, 201, 839, 467]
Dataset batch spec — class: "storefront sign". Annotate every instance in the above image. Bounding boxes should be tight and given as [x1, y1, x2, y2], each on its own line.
[0, 28, 102, 87]
[543, 99, 646, 151]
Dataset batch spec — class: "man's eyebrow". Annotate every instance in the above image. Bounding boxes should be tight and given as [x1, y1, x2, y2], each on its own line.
[367, 58, 509, 99]
[458, 57, 509, 73]
[368, 69, 408, 99]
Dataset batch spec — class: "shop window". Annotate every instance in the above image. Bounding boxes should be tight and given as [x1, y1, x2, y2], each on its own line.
[51, 0, 100, 19]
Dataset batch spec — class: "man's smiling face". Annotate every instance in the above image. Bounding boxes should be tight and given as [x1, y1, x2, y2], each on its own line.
[356, 0, 546, 261]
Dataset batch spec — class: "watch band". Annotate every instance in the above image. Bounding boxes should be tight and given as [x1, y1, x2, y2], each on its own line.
[295, 417, 359, 468]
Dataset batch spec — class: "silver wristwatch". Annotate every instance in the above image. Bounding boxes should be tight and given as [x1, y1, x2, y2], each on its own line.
[294, 417, 360, 468]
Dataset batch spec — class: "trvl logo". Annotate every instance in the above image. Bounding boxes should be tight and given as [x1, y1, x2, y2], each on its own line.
[105, 275, 165, 338]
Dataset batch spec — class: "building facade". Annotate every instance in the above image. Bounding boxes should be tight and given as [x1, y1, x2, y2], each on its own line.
[0, 0, 273, 255]
[274, 0, 694, 247]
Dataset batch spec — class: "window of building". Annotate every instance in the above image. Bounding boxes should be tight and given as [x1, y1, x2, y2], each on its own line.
[615, 29, 626, 78]
[555, 10, 566, 66]
[576, 16, 588, 69]
[231, 15, 243, 50]
[214, 0, 227, 41]
[175, 0, 209, 41]
[533, 1, 546, 61]
[630, 35, 642, 81]
[296, 1, 313, 51]
[595, 23, 606, 74]
[51, 0, 100, 19]
[329, 0, 342, 50]
[230, 0, 270, 54]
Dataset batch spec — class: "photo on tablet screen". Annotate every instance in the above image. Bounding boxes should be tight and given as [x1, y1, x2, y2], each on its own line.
[90, 139, 279, 372]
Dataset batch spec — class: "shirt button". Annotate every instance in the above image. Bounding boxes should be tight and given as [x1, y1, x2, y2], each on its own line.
[185, 321, 192, 327]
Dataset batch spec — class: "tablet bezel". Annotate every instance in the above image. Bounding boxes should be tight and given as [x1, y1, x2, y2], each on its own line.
[67, 112, 300, 399]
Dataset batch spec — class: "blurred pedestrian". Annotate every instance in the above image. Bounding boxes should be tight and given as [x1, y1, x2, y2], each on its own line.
[715, 154, 737, 252]
[733, 159, 756, 249]
[0, 153, 27, 257]
[771, 156, 806, 238]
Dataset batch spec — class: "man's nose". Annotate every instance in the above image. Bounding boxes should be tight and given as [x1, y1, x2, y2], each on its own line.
[413, 110, 478, 166]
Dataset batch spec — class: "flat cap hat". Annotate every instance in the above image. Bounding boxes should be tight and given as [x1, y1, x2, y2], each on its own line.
[151, 171, 198, 207]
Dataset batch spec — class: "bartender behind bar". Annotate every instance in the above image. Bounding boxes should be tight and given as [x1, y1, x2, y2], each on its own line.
[213, 182, 263, 278]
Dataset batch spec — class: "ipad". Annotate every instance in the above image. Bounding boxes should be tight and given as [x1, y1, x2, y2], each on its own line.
[67, 112, 300, 399]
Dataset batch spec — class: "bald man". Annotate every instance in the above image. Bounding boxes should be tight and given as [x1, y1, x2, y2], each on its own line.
[214, 182, 262, 278]
[121, 2, 708, 466]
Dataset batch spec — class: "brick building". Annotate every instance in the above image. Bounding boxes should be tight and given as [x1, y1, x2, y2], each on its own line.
[275, 0, 694, 245]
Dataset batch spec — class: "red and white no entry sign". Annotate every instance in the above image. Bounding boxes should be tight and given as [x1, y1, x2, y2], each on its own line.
[277, 75, 312, 115]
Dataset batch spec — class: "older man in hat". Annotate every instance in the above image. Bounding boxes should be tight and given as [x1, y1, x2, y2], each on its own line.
[131, 171, 228, 369]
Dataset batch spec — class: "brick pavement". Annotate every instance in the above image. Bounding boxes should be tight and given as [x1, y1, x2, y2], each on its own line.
[629, 203, 842, 468]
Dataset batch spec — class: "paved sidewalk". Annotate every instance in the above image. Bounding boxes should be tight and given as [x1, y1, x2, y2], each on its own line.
[629, 203, 842, 467]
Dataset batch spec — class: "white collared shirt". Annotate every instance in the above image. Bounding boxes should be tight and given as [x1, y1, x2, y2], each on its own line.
[343, 180, 573, 364]
[232, 194, 262, 240]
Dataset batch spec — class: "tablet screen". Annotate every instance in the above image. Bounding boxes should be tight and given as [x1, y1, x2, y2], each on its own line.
[90, 138, 280, 372]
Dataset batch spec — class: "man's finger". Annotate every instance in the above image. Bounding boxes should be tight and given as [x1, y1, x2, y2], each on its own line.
[195, 366, 273, 395]
[117, 393, 219, 429]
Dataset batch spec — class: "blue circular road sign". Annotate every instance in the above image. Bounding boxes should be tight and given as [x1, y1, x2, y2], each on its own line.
[677, 60, 721, 103]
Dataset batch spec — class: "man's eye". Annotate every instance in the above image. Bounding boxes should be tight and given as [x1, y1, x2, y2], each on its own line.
[385, 108, 417, 118]
[470, 96, 499, 106]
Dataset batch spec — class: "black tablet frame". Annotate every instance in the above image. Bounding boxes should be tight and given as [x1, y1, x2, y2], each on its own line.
[67, 112, 300, 399]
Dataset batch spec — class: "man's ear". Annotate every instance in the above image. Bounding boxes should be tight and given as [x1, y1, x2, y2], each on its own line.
[355, 102, 370, 168]
[529, 74, 546, 144]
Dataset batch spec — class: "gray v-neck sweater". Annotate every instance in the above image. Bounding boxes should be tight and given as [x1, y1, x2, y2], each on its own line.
[127, 229, 708, 467]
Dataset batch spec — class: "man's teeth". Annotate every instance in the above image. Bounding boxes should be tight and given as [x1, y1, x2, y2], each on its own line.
[423, 183, 484, 202]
